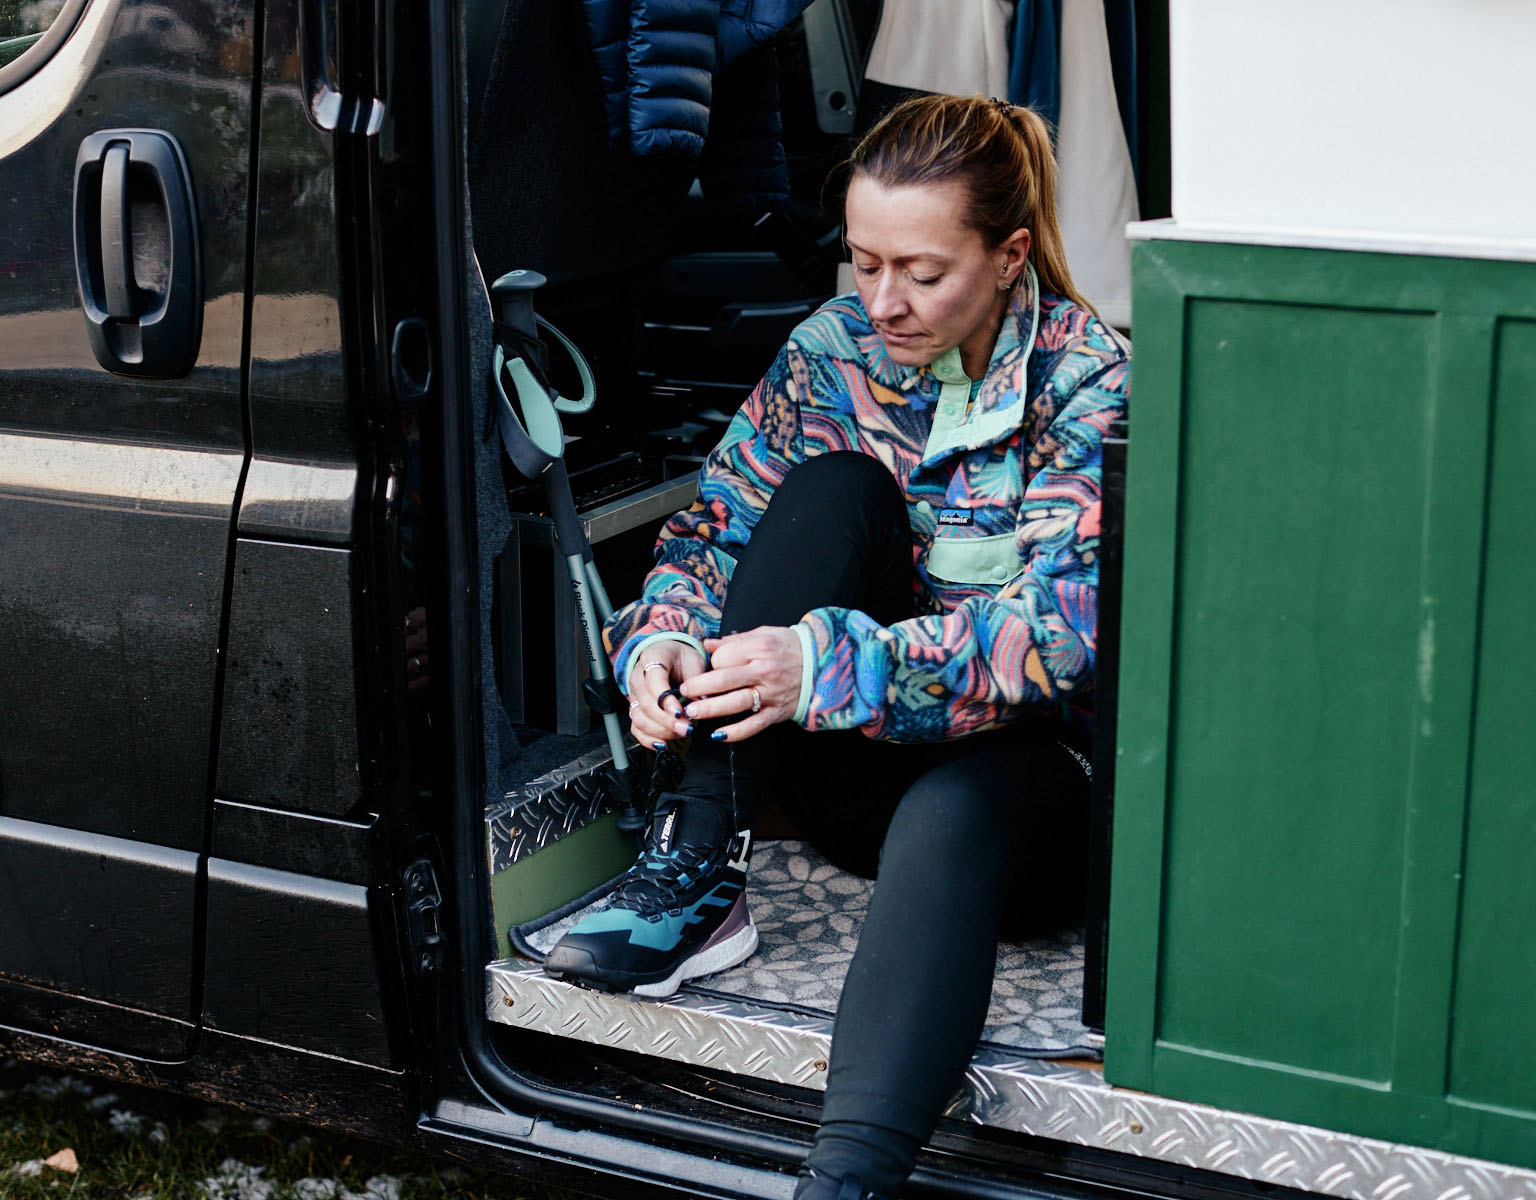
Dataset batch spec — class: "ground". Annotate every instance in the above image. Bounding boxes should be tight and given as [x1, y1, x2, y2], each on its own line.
[0, 1057, 563, 1200]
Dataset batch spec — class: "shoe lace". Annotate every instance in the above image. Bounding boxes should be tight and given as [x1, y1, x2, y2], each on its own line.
[608, 841, 721, 913]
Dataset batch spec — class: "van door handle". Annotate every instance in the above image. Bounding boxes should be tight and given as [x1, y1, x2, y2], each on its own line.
[99, 142, 135, 320]
[73, 129, 203, 377]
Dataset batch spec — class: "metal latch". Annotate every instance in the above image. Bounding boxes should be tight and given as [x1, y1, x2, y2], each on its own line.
[403, 858, 445, 977]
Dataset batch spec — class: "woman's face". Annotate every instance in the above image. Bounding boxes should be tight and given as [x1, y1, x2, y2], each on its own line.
[844, 175, 1029, 378]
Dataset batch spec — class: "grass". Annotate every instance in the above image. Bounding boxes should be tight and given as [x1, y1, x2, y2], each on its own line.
[0, 1057, 566, 1200]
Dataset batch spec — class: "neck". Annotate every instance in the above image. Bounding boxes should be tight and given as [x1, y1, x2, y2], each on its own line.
[959, 289, 1011, 379]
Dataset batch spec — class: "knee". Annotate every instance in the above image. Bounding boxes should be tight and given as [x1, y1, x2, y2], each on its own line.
[879, 775, 1012, 878]
[775, 451, 905, 514]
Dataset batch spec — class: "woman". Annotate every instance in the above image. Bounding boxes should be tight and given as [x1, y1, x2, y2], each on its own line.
[546, 94, 1129, 1200]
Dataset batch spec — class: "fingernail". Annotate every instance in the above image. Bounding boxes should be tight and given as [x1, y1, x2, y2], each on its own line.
[710, 729, 727, 742]
[684, 723, 695, 736]
[652, 740, 666, 750]
[683, 704, 697, 718]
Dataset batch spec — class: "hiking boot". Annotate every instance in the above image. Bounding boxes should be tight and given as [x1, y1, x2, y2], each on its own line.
[793, 1168, 888, 1200]
[543, 793, 756, 998]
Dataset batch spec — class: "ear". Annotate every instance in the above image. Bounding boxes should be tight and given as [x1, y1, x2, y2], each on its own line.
[999, 227, 1031, 284]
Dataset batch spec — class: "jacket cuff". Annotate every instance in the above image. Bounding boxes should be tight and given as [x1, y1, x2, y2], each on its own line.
[618, 631, 709, 695]
[789, 621, 816, 724]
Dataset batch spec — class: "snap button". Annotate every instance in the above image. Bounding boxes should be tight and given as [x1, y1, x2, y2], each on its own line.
[991, 565, 1011, 581]
[915, 500, 932, 516]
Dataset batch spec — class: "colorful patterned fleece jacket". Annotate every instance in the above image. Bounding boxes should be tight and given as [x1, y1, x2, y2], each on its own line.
[604, 267, 1130, 742]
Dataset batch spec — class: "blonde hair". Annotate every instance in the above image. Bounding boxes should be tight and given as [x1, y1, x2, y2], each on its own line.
[843, 93, 1094, 314]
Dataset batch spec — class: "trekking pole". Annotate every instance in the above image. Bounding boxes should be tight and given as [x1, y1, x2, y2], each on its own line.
[488, 268, 645, 838]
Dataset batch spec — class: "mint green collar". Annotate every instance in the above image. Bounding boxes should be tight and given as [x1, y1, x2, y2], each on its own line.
[918, 263, 1041, 467]
[922, 345, 974, 460]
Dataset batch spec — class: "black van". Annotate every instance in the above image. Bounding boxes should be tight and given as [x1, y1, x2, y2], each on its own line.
[5, 5, 1527, 1200]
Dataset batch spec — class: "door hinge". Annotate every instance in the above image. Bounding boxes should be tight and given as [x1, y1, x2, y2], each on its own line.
[403, 858, 446, 977]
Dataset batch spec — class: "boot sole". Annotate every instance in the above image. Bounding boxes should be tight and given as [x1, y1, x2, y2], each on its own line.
[630, 917, 759, 998]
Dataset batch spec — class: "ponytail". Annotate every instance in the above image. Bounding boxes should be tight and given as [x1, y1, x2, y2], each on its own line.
[1000, 103, 1090, 312]
[844, 94, 1095, 315]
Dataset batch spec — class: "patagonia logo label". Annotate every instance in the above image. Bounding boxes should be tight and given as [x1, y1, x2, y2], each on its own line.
[937, 508, 973, 526]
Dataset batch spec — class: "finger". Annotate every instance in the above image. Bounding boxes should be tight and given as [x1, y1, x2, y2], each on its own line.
[700, 634, 758, 668]
[660, 690, 695, 738]
[636, 682, 691, 738]
[630, 660, 683, 714]
[707, 624, 786, 655]
[706, 708, 779, 742]
[679, 665, 760, 702]
[625, 670, 674, 744]
[629, 712, 677, 745]
[628, 694, 679, 743]
[679, 687, 759, 723]
[626, 697, 685, 744]
[633, 674, 675, 716]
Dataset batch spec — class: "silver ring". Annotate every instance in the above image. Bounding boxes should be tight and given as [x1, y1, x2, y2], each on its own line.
[642, 661, 669, 675]
[749, 686, 762, 714]
[628, 702, 640, 712]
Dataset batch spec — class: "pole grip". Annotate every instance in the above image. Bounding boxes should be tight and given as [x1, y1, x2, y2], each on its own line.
[545, 461, 590, 561]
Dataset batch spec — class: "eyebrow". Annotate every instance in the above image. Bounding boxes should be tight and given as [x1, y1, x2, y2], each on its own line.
[844, 239, 949, 265]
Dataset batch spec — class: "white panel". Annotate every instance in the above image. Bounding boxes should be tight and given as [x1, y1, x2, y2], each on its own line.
[1170, 0, 1536, 241]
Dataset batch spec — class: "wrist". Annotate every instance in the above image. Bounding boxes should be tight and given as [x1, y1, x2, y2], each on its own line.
[789, 622, 816, 724]
[622, 631, 708, 693]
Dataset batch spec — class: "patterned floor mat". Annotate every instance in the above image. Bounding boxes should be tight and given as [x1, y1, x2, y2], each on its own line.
[519, 838, 1098, 1058]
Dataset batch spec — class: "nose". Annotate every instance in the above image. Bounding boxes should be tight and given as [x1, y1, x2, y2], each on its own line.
[866, 271, 908, 323]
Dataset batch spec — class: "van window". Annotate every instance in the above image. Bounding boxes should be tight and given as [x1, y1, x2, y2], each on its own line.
[0, 0, 86, 89]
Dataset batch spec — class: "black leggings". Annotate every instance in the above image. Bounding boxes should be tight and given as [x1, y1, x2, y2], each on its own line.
[677, 453, 1091, 1195]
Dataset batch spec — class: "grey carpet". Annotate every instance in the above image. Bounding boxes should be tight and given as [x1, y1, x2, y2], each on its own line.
[521, 837, 1098, 1058]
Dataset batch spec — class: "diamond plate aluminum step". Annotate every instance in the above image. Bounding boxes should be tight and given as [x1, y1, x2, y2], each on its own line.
[487, 961, 1536, 1200]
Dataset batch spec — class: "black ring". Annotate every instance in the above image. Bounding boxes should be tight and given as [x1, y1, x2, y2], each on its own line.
[657, 687, 686, 715]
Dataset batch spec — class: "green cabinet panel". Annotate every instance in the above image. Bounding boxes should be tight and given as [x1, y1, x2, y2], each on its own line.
[1108, 238, 1536, 1167]
[1157, 301, 1431, 1085]
[1447, 319, 1536, 1118]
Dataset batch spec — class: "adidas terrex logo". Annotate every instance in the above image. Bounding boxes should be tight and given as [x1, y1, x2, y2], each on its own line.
[658, 809, 677, 852]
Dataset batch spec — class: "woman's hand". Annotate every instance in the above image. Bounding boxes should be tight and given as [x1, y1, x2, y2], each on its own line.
[626, 640, 707, 744]
[680, 626, 803, 742]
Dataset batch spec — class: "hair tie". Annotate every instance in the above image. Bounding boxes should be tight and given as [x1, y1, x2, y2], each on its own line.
[989, 96, 1016, 124]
